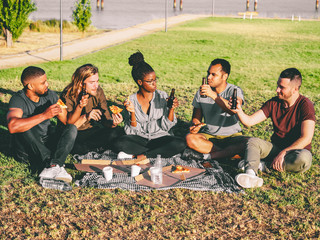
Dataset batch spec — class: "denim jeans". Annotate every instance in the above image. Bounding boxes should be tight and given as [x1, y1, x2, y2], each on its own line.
[14, 124, 77, 170]
[245, 137, 312, 174]
[113, 135, 186, 158]
[72, 126, 124, 155]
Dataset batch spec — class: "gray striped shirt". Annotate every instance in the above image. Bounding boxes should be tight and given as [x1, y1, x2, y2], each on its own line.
[124, 90, 177, 140]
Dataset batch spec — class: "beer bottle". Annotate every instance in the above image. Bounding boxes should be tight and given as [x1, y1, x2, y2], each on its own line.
[231, 88, 237, 110]
[78, 83, 87, 104]
[167, 88, 175, 108]
[200, 77, 207, 98]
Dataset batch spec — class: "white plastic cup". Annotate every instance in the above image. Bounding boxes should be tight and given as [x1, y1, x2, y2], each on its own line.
[103, 166, 113, 181]
[150, 167, 162, 185]
[131, 165, 141, 177]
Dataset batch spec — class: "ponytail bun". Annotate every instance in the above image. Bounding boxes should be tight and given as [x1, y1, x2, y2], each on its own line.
[128, 51, 144, 67]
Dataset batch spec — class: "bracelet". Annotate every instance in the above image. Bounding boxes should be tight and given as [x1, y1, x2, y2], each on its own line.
[130, 120, 137, 123]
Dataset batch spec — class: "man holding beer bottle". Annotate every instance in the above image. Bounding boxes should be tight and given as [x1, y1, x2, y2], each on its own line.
[183, 58, 247, 161]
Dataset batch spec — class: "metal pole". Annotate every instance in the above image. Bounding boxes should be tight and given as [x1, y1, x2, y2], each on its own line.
[60, 0, 63, 61]
[212, 0, 215, 16]
[165, 0, 168, 32]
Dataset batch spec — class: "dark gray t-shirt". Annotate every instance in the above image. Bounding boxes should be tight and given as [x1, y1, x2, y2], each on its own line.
[8, 89, 58, 137]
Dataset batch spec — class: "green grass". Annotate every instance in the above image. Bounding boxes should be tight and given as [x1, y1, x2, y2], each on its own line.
[0, 17, 319, 239]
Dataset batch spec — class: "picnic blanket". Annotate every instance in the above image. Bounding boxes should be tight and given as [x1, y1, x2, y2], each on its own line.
[73, 150, 242, 193]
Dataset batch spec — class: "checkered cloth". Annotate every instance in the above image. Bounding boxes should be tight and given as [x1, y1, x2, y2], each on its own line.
[74, 150, 242, 193]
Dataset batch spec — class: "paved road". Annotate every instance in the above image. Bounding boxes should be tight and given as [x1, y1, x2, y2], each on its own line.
[0, 14, 206, 69]
[31, 0, 319, 30]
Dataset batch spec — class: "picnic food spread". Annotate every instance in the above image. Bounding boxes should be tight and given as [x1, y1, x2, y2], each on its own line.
[109, 105, 123, 114]
[57, 99, 67, 108]
[172, 165, 190, 173]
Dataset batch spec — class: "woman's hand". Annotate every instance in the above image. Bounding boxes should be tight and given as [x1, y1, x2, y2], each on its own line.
[124, 98, 135, 113]
[112, 113, 123, 127]
[171, 97, 179, 110]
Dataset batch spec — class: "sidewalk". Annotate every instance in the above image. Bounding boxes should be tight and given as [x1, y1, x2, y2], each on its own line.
[0, 14, 207, 70]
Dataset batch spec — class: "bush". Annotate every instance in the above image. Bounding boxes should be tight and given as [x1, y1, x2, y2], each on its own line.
[0, 0, 37, 46]
[29, 19, 75, 32]
[72, 0, 91, 33]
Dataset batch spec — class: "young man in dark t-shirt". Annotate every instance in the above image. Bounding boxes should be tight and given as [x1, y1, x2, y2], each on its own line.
[232, 68, 315, 188]
[7, 66, 77, 182]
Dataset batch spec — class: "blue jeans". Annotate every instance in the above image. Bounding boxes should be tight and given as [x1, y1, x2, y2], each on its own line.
[13, 124, 77, 170]
[244, 137, 312, 174]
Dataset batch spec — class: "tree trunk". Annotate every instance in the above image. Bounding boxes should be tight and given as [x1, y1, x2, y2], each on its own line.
[4, 28, 13, 47]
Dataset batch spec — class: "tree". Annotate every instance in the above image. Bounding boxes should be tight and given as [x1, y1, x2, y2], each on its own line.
[72, 0, 91, 34]
[0, 0, 37, 47]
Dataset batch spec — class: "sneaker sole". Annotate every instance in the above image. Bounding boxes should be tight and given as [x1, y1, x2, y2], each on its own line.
[235, 173, 263, 188]
[55, 176, 72, 183]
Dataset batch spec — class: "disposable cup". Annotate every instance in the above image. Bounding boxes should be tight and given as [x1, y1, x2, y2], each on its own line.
[150, 167, 162, 185]
[131, 165, 141, 177]
[102, 166, 113, 181]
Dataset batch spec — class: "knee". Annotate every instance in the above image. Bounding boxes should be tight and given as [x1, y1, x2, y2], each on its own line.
[65, 124, 78, 140]
[295, 150, 312, 173]
[285, 149, 312, 173]
[186, 133, 198, 149]
[246, 137, 267, 152]
[113, 135, 130, 151]
[247, 137, 260, 147]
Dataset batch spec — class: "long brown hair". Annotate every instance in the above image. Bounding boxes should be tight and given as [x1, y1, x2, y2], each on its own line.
[64, 64, 99, 100]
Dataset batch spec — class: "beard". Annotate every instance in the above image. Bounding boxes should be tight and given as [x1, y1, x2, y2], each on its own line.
[39, 89, 49, 97]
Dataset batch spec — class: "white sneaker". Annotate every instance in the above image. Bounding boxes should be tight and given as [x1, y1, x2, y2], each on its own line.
[238, 160, 266, 172]
[39, 165, 61, 179]
[235, 173, 263, 188]
[117, 151, 133, 160]
[55, 166, 72, 183]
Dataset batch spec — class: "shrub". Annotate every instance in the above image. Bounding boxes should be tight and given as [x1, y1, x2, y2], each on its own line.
[0, 0, 37, 47]
[72, 0, 91, 33]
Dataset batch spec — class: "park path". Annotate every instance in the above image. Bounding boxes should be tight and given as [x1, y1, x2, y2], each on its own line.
[0, 14, 206, 70]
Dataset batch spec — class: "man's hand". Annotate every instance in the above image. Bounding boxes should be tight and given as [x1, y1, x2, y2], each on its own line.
[79, 94, 89, 109]
[189, 122, 203, 134]
[271, 150, 286, 172]
[43, 104, 62, 119]
[228, 97, 242, 113]
[112, 113, 123, 127]
[87, 109, 102, 121]
[200, 84, 217, 100]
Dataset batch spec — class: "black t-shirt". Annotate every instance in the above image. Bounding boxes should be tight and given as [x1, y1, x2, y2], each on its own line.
[8, 89, 59, 137]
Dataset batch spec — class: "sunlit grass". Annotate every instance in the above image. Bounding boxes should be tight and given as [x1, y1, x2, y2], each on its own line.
[0, 17, 319, 238]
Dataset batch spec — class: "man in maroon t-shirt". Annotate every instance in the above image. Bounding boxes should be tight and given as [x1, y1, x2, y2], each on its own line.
[232, 68, 315, 188]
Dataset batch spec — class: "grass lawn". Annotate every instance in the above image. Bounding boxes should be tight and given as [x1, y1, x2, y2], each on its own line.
[0, 17, 319, 239]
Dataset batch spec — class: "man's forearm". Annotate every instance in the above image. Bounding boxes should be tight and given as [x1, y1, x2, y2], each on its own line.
[8, 114, 48, 134]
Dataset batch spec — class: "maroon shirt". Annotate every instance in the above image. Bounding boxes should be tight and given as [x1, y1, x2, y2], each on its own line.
[261, 95, 315, 150]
